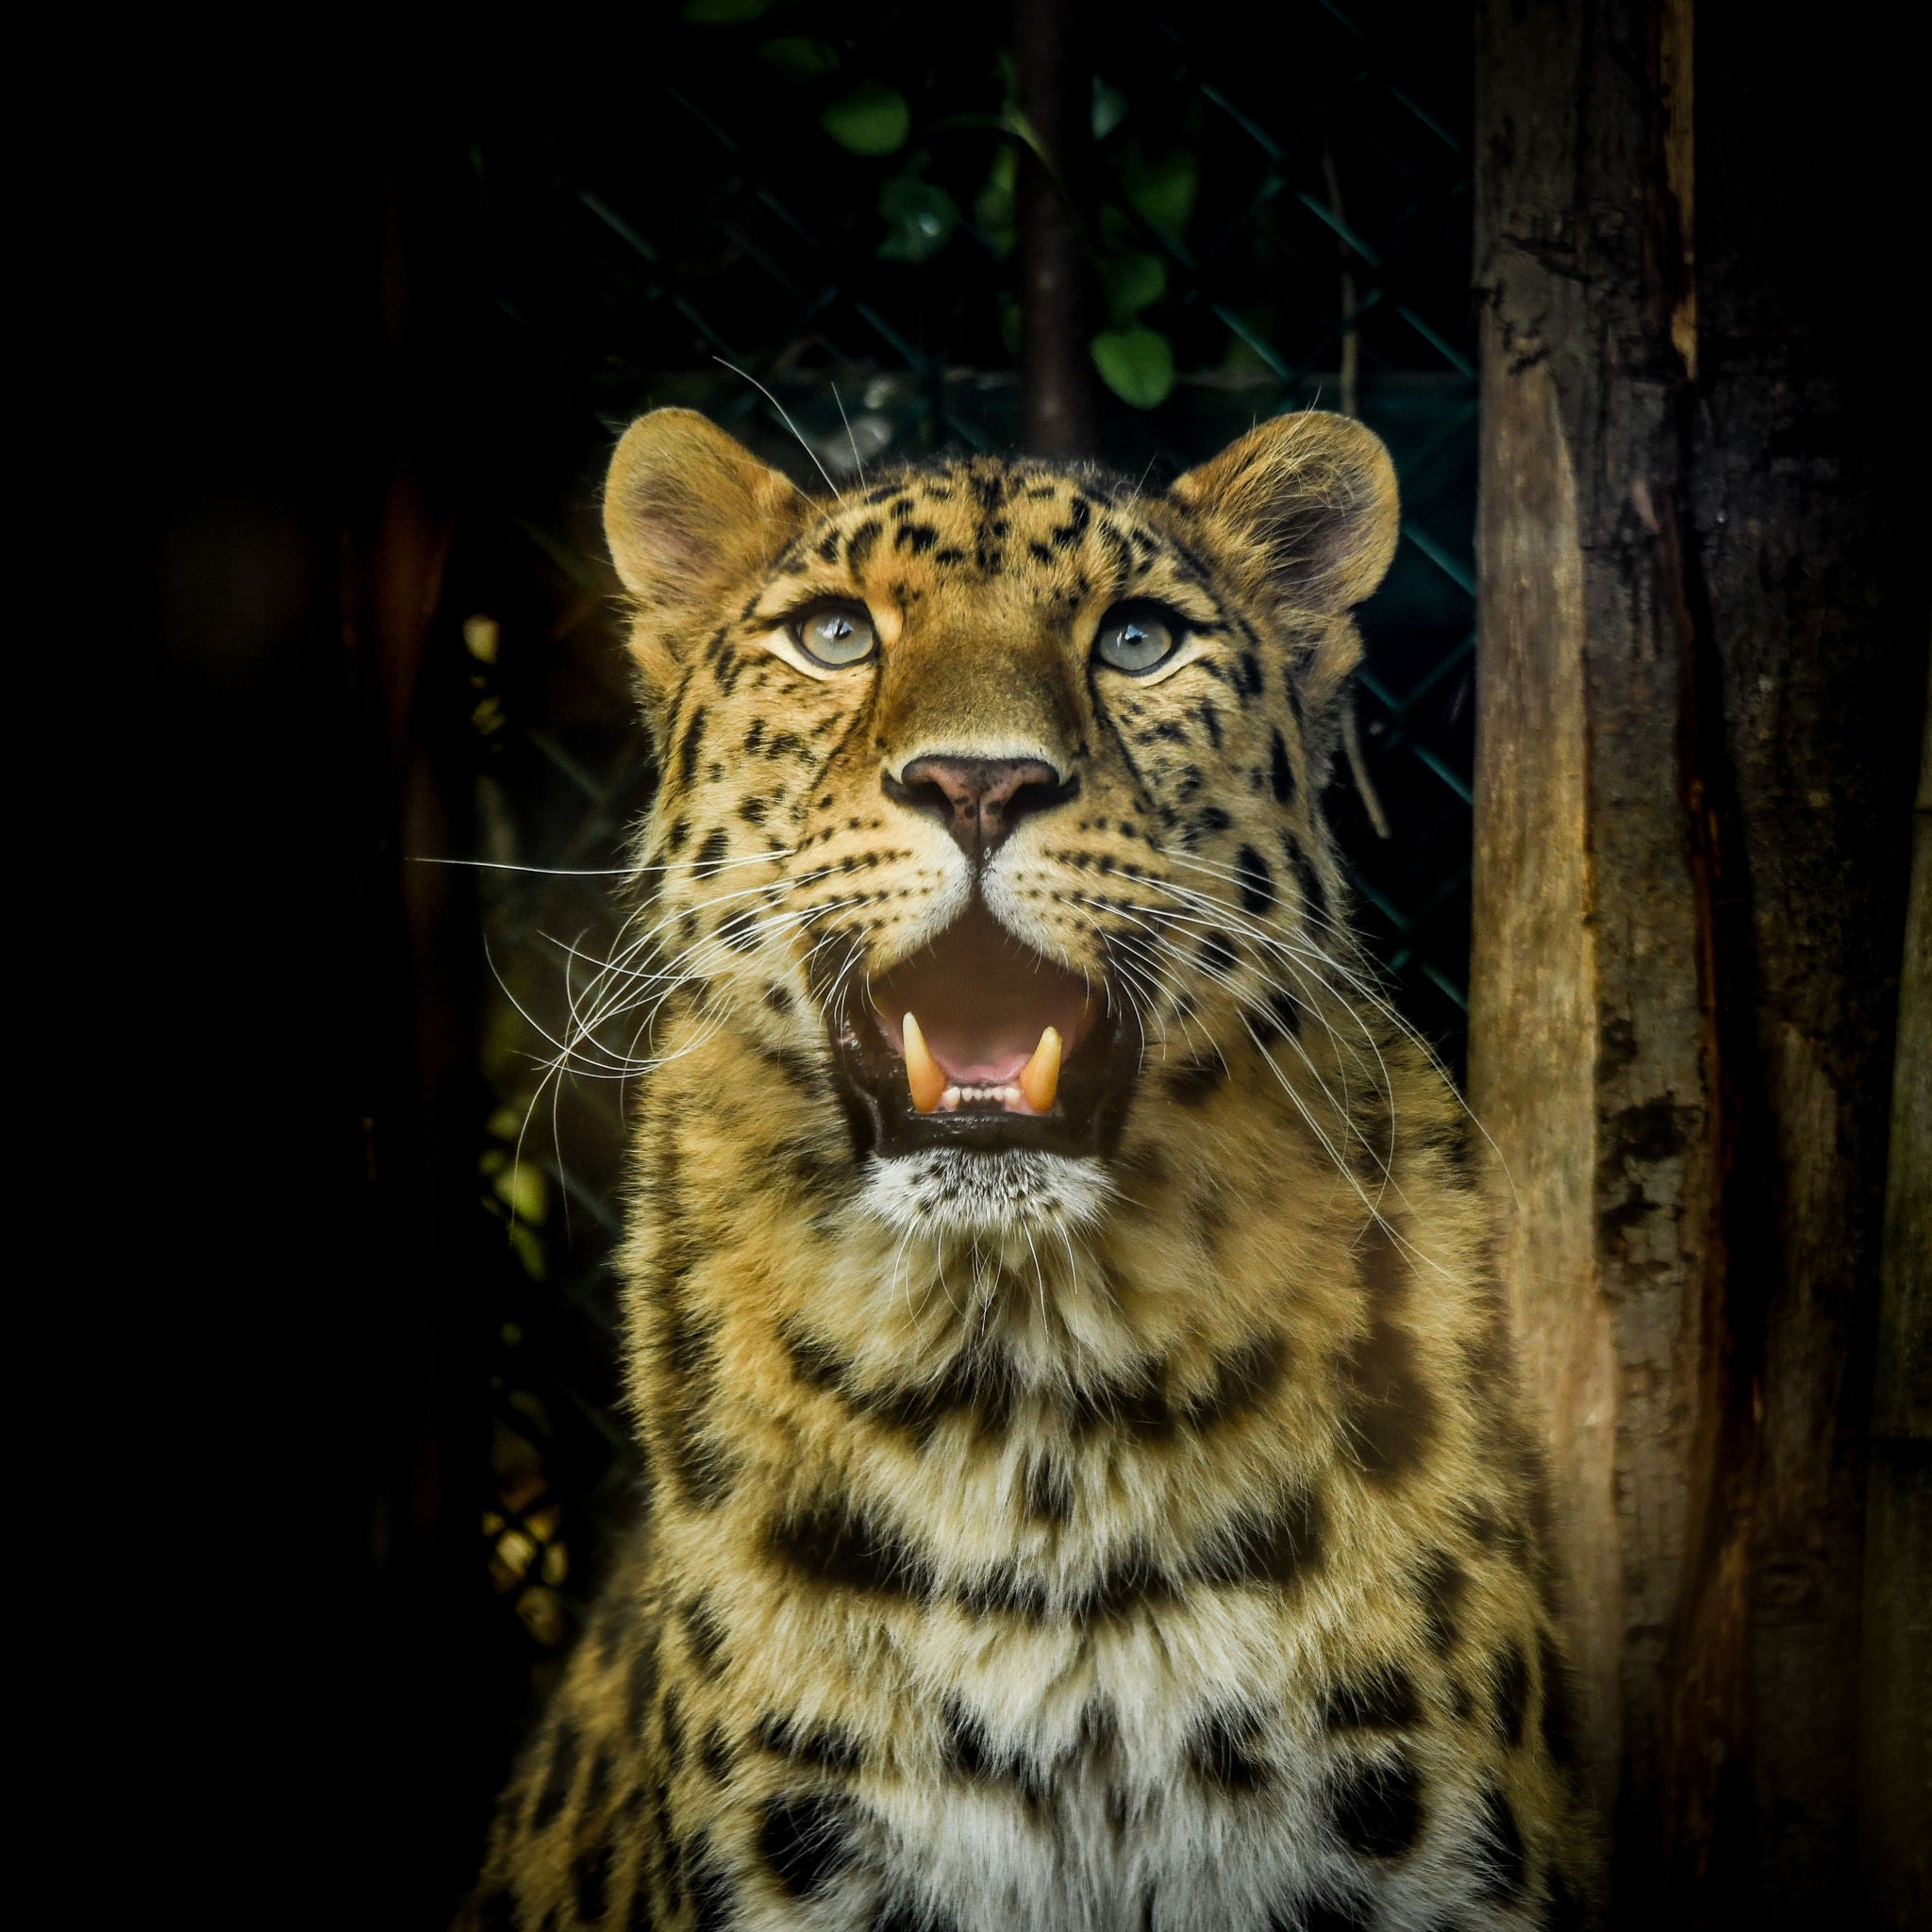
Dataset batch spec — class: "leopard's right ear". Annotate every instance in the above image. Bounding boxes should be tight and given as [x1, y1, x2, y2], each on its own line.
[603, 408, 809, 700]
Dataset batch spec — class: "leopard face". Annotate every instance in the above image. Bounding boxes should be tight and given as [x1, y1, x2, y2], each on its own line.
[602, 408, 1398, 1238]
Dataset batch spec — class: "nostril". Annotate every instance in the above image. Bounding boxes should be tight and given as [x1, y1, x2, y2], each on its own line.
[900, 772, 963, 832]
[996, 762, 1075, 835]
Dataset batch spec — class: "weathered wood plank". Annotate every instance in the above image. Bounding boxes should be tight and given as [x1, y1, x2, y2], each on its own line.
[1472, 0, 1924, 1917]
[1473, 2, 1730, 1903]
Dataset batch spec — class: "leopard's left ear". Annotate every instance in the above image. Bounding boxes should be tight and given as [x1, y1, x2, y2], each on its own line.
[1168, 410, 1399, 618]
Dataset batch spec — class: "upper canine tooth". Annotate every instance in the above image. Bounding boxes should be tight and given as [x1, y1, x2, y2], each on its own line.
[902, 1011, 947, 1113]
[1019, 1025, 1062, 1113]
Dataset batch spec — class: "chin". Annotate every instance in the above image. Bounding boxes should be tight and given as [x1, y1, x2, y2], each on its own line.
[854, 1146, 1118, 1244]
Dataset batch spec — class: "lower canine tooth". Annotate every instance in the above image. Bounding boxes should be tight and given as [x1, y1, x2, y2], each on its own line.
[1019, 1025, 1062, 1112]
[902, 1011, 947, 1113]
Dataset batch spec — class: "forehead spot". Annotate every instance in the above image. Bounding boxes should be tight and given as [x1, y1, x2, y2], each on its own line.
[1049, 497, 1093, 550]
[845, 519, 883, 571]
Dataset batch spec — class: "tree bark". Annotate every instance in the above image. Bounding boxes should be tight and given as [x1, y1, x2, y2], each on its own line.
[1014, 0, 1097, 458]
[1471, 0, 1924, 1920]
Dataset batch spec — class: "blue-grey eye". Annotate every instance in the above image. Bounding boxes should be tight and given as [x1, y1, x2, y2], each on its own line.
[1094, 603, 1180, 675]
[792, 602, 877, 667]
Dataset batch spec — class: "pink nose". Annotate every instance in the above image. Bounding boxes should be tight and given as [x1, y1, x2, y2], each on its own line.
[887, 756, 1074, 858]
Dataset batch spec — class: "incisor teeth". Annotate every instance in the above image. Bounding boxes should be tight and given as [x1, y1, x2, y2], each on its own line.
[1019, 1025, 1062, 1113]
[902, 1011, 947, 1113]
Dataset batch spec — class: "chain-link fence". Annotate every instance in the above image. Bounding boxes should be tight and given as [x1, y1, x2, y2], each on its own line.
[441, 0, 1476, 1714]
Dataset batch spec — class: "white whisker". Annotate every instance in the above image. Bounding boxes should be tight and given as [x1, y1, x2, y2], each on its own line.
[714, 357, 844, 502]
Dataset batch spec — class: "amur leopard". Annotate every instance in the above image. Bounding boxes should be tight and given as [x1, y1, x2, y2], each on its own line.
[460, 407, 1598, 1930]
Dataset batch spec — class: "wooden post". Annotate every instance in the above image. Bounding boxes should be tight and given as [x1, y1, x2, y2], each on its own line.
[1013, 0, 1096, 457]
[1471, 0, 1924, 1918]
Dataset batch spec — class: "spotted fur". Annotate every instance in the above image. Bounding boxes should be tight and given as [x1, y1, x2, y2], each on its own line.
[459, 410, 1599, 1930]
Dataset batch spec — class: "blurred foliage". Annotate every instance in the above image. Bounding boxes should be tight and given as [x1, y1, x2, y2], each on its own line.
[877, 159, 960, 262]
[618, 0, 1479, 425]
[759, 33, 841, 82]
[822, 77, 910, 156]
[1091, 325, 1176, 408]
[691, 0, 1210, 407]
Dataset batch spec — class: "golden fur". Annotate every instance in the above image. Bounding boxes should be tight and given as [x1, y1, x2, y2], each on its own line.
[460, 409, 1598, 1930]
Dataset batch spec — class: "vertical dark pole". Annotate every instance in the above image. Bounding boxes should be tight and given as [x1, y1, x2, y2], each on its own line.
[1014, 0, 1097, 458]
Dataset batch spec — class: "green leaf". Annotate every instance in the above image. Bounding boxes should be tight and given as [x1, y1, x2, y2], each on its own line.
[1092, 77, 1130, 142]
[878, 168, 960, 262]
[1091, 327, 1176, 409]
[1103, 251, 1166, 325]
[999, 296, 1023, 359]
[1097, 201, 1138, 252]
[507, 1221, 547, 1281]
[492, 1160, 549, 1225]
[821, 79, 910, 157]
[1120, 143, 1199, 239]
[758, 35, 840, 81]
[683, 0, 771, 21]
[974, 143, 1017, 258]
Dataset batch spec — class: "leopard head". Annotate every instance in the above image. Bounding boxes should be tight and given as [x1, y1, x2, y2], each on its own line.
[603, 408, 1398, 1236]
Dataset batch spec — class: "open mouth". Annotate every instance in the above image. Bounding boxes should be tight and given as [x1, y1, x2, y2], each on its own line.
[825, 899, 1141, 1159]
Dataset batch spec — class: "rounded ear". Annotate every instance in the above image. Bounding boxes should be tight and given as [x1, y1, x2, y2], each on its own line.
[603, 408, 808, 689]
[1167, 410, 1399, 615]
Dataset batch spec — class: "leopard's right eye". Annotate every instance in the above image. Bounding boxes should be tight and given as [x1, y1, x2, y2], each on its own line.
[1093, 601, 1182, 675]
[791, 602, 877, 668]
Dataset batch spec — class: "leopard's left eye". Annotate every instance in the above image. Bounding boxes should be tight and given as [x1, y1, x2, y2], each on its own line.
[791, 601, 877, 668]
[1094, 602, 1181, 675]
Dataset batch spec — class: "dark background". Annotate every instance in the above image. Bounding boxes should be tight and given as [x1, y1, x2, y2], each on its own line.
[90, 2, 1923, 1927]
